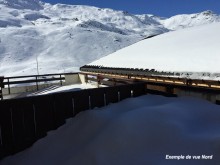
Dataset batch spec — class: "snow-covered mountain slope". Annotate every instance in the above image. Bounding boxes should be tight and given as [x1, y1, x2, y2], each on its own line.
[136, 14, 166, 26]
[137, 10, 220, 31]
[0, 0, 168, 76]
[90, 22, 220, 80]
[0, 0, 220, 76]
[160, 10, 220, 30]
[0, 0, 43, 10]
[0, 25, 142, 76]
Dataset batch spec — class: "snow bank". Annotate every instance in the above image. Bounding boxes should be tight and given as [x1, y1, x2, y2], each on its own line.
[1, 95, 220, 165]
[91, 23, 220, 75]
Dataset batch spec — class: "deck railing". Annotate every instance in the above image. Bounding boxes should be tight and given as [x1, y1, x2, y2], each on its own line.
[2, 73, 78, 96]
[0, 83, 146, 160]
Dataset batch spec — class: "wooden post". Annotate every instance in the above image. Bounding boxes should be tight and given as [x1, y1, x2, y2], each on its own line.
[0, 86, 1, 100]
[0, 76, 4, 99]
[97, 74, 100, 88]
[85, 74, 88, 83]
[166, 86, 174, 95]
[60, 75, 62, 86]
[36, 76, 39, 90]
[7, 78, 10, 95]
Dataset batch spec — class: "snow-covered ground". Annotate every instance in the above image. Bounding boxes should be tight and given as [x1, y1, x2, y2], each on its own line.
[91, 22, 220, 80]
[1, 95, 220, 165]
[28, 83, 96, 96]
[0, 0, 220, 77]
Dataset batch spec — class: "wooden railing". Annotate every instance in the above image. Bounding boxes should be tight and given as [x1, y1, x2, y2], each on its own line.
[80, 65, 220, 104]
[0, 83, 146, 160]
[80, 65, 220, 90]
[2, 73, 78, 95]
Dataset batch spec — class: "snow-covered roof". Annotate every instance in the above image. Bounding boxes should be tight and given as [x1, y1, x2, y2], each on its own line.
[91, 23, 220, 75]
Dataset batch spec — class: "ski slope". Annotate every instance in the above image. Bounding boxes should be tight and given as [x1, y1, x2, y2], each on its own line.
[0, 0, 167, 76]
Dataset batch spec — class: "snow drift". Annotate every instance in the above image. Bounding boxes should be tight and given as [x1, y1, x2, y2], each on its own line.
[1, 95, 220, 165]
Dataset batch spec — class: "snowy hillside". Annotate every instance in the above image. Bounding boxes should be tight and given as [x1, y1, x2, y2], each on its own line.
[160, 10, 220, 30]
[90, 22, 220, 80]
[0, 0, 168, 76]
[0, 0, 43, 10]
[0, 0, 220, 76]
[136, 10, 220, 30]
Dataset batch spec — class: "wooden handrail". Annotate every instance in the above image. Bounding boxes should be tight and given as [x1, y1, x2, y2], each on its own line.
[80, 67, 220, 91]
[4, 72, 77, 79]
[3, 77, 65, 85]
[1, 73, 78, 96]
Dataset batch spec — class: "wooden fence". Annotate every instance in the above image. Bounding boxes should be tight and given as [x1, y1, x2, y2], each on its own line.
[3, 73, 78, 96]
[0, 83, 146, 160]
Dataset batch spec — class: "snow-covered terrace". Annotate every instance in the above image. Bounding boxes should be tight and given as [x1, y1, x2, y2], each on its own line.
[1, 94, 220, 165]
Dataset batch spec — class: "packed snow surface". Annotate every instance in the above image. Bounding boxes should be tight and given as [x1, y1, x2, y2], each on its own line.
[0, 0, 220, 76]
[1, 95, 220, 165]
[91, 22, 220, 79]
